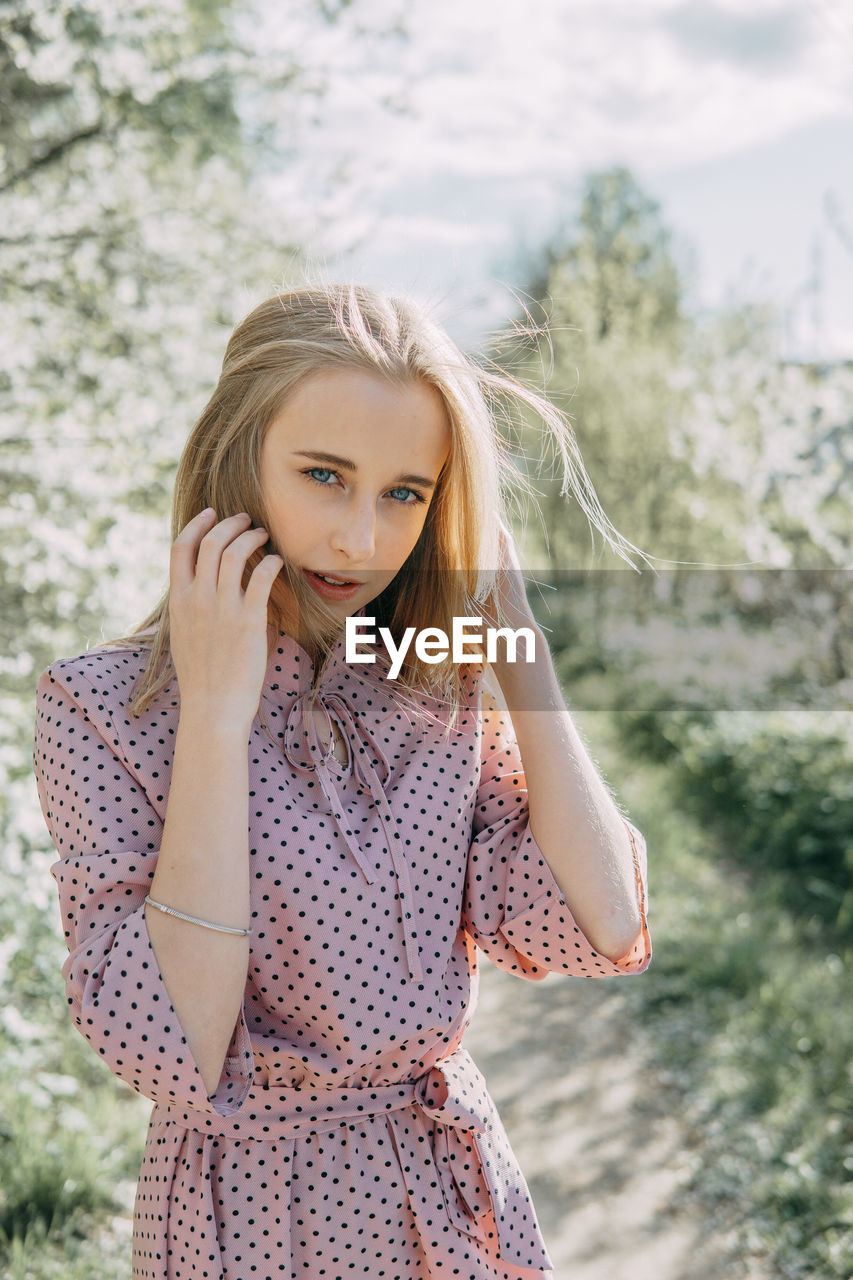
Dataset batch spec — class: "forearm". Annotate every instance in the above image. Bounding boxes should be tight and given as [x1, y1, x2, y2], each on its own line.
[490, 626, 643, 962]
[146, 711, 251, 1097]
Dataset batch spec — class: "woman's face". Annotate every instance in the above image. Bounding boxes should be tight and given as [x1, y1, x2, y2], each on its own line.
[259, 368, 451, 623]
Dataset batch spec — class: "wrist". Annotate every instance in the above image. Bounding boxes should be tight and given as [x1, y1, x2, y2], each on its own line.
[489, 624, 564, 709]
[177, 704, 253, 746]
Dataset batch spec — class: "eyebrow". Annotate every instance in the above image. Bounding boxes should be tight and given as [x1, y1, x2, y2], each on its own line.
[291, 450, 439, 490]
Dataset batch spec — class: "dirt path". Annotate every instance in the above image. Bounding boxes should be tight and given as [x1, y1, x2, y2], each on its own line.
[463, 962, 773, 1280]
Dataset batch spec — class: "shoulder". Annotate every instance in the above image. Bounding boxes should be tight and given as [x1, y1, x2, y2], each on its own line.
[35, 643, 180, 790]
[36, 642, 167, 729]
[40, 642, 148, 692]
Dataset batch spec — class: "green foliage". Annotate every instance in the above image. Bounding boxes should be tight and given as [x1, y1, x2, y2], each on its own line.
[0, 1211, 135, 1280]
[677, 310, 853, 571]
[519, 167, 683, 346]
[497, 167, 746, 570]
[0, 878, 149, 1272]
[648, 894, 853, 1280]
[502, 166, 853, 589]
[0, 0, 310, 702]
[586, 725, 853, 1280]
[610, 702, 853, 943]
[0, 1095, 117, 1245]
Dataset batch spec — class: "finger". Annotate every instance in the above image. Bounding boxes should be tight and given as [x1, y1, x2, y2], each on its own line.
[216, 526, 273, 595]
[243, 552, 284, 609]
[169, 508, 217, 592]
[192, 512, 253, 593]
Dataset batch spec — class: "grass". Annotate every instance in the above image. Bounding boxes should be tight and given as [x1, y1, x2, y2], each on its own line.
[581, 708, 853, 1280]
[0, 1213, 133, 1280]
[0, 953, 149, 1280]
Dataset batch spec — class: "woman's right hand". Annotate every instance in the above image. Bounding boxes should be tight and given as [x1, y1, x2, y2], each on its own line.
[169, 509, 283, 735]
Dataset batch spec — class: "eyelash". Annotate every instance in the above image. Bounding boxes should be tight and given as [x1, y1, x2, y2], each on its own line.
[302, 467, 427, 506]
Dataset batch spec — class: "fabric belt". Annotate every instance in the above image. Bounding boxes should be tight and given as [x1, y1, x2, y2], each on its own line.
[153, 1045, 553, 1272]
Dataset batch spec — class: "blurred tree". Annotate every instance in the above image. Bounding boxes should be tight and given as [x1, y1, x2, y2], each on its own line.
[542, 165, 682, 345]
[497, 166, 747, 575]
[0, 0, 414, 683]
[2, 0, 273, 691]
[0, 1, 413, 1264]
[677, 305, 853, 571]
[671, 305, 853, 688]
[0, 0, 425, 889]
[506, 167, 852, 586]
[495, 166, 851, 704]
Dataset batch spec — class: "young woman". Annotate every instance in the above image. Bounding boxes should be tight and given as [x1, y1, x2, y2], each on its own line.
[33, 284, 652, 1280]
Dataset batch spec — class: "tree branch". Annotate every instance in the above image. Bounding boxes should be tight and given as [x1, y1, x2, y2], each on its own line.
[0, 121, 105, 194]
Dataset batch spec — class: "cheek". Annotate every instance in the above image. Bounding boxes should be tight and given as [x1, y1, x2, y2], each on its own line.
[411, 503, 433, 546]
[264, 502, 306, 560]
[389, 512, 429, 561]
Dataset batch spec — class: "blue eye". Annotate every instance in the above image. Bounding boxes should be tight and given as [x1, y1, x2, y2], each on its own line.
[389, 487, 426, 505]
[302, 468, 426, 505]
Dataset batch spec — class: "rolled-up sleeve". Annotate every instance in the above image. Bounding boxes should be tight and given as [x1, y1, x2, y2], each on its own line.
[32, 660, 255, 1114]
[462, 695, 651, 980]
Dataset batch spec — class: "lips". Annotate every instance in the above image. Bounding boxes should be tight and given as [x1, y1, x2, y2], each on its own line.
[310, 572, 361, 586]
[302, 569, 364, 601]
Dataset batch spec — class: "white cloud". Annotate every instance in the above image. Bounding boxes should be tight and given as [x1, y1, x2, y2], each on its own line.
[253, 0, 853, 353]
[362, 214, 505, 248]
[263, 0, 851, 192]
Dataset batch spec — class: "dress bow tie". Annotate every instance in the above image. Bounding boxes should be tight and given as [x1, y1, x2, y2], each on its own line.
[279, 687, 424, 984]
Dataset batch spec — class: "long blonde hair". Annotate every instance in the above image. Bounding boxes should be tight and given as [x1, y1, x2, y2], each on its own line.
[104, 283, 652, 721]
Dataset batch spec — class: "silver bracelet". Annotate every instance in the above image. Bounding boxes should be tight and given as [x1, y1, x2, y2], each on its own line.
[144, 894, 251, 936]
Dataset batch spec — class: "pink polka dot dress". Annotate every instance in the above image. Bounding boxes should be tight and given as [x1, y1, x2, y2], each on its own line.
[32, 629, 651, 1280]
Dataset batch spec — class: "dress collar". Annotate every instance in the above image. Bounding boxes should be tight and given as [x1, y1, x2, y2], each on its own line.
[258, 625, 425, 983]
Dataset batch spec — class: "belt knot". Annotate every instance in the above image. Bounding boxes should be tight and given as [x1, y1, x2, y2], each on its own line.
[153, 1045, 551, 1271]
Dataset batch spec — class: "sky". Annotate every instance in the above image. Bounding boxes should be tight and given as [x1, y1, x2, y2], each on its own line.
[257, 0, 853, 358]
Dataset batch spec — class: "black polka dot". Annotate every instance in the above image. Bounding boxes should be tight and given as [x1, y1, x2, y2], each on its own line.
[32, 630, 651, 1278]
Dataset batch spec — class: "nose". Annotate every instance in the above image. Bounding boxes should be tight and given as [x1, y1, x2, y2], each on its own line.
[331, 497, 376, 564]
